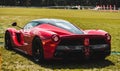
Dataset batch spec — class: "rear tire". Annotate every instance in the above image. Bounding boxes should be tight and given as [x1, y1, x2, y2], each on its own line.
[4, 31, 13, 50]
[32, 37, 44, 62]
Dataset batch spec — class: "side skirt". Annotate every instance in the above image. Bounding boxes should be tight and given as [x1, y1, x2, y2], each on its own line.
[13, 48, 28, 54]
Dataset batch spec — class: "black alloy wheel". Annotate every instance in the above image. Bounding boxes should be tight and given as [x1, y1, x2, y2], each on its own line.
[4, 31, 13, 50]
[32, 37, 44, 62]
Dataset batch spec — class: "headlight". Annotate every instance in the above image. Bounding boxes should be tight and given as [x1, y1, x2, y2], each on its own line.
[51, 34, 60, 42]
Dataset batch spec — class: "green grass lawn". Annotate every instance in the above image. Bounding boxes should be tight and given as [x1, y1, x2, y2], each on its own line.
[0, 7, 120, 71]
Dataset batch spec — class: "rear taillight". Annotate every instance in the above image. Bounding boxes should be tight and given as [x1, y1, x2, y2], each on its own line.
[105, 34, 111, 41]
[84, 38, 89, 47]
[51, 34, 60, 42]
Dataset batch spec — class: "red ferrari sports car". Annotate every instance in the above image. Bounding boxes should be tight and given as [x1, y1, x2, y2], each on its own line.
[5, 18, 111, 61]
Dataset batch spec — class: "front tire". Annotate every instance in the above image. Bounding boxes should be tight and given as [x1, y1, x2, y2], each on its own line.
[4, 31, 13, 50]
[32, 37, 44, 62]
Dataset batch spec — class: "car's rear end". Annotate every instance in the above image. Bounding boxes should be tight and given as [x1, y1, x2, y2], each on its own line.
[35, 19, 111, 60]
[54, 34, 111, 59]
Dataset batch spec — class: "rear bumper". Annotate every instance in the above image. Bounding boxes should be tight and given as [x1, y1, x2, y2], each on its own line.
[54, 44, 110, 59]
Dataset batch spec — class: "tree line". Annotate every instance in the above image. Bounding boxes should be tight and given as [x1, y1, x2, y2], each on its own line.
[0, 0, 119, 7]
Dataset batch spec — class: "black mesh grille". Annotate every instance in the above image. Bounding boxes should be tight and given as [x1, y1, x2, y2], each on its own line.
[59, 38, 84, 46]
[89, 38, 107, 45]
[59, 37, 107, 46]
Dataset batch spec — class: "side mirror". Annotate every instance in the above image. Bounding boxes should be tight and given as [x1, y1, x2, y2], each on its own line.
[12, 22, 17, 26]
[11, 22, 23, 29]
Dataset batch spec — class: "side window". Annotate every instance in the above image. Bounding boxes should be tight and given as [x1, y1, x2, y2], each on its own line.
[24, 24, 32, 32]
[23, 21, 39, 32]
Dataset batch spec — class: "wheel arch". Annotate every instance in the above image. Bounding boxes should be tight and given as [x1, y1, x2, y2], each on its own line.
[32, 35, 45, 61]
[32, 35, 42, 44]
[5, 28, 23, 46]
[5, 28, 17, 36]
[5, 28, 17, 45]
[32, 35, 44, 53]
[4, 30, 12, 49]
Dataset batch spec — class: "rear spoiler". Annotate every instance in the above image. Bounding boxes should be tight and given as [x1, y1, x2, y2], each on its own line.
[60, 34, 106, 39]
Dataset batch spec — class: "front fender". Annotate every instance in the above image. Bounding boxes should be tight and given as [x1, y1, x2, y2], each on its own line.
[6, 28, 17, 36]
[5, 28, 22, 46]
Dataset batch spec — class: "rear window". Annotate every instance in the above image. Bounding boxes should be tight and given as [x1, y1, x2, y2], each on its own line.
[50, 21, 83, 34]
[35, 19, 83, 34]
